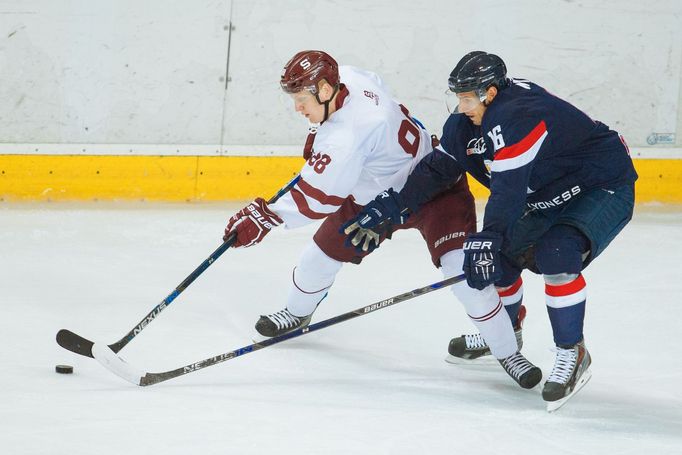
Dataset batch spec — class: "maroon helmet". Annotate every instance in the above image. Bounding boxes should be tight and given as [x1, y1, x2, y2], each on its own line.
[280, 50, 339, 95]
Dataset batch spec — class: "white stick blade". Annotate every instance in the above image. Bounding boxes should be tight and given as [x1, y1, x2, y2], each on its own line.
[92, 343, 145, 386]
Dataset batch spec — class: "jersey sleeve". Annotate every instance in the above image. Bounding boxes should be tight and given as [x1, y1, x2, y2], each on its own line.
[482, 117, 549, 238]
[397, 114, 471, 213]
[269, 138, 367, 229]
[398, 145, 465, 213]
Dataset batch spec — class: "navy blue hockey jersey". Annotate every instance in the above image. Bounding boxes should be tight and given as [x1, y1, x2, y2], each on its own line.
[400, 77, 638, 242]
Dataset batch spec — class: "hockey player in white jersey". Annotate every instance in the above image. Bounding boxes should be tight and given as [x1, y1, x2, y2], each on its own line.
[223, 50, 542, 389]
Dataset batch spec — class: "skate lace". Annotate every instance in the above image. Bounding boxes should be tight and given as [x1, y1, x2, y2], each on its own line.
[464, 333, 487, 350]
[547, 346, 578, 384]
[267, 309, 301, 330]
[500, 352, 534, 379]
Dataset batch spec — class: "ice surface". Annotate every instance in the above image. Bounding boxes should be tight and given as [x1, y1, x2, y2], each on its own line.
[1, 202, 681, 454]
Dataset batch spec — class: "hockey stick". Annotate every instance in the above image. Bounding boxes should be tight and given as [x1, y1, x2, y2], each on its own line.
[56, 173, 302, 358]
[91, 274, 466, 386]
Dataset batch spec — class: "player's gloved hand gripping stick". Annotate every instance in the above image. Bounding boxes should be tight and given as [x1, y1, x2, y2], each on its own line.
[224, 198, 284, 248]
[341, 188, 409, 253]
[56, 174, 301, 358]
[462, 231, 503, 290]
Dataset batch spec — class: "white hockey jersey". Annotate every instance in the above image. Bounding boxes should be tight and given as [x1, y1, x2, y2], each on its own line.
[270, 66, 432, 229]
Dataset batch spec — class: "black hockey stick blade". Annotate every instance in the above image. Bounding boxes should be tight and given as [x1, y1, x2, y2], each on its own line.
[56, 329, 129, 358]
[56, 329, 96, 358]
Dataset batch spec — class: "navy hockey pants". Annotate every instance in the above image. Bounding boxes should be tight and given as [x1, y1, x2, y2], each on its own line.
[496, 183, 635, 287]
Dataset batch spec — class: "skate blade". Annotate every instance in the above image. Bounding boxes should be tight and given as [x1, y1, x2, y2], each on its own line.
[444, 354, 497, 365]
[546, 368, 593, 413]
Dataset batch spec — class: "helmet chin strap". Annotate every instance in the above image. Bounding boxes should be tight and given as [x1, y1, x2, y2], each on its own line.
[315, 85, 340, 124]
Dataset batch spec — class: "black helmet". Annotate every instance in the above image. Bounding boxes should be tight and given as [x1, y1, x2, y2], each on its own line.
[448, 51, 508, 94]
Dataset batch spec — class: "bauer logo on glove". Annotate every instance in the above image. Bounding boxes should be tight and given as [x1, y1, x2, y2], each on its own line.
[463, 240, 494, 251]
[224, 198, 283, 248]
[472, 255, 494, 267]
[245, 204, 277, 230]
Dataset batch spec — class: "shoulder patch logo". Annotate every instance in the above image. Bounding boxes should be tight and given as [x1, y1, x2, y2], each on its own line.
[510, 78, 531, 89]
[466, 137, 486, 155]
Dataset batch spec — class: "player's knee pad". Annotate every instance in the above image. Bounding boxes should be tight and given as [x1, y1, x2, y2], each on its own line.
[534, 224, 589, 275]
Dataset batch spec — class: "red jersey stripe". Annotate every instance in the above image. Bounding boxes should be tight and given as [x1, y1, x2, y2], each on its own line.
[495, 121, 547, 161]
[290, 188, 328, 220]
[545, 274, 586, 297]
[297, 178, 345, 206]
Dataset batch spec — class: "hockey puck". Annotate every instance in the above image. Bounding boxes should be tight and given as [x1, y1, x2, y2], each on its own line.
[55, 364, 73, 374]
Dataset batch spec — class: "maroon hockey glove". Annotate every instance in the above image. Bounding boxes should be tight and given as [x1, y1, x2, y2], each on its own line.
[224, 198, 283, 248]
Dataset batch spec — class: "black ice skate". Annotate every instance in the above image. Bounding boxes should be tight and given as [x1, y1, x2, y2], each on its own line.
[497, 351, 542, 389]
[445, 305, 526, 364]
[543, 339, 592, 412]
[255, 308, 313, 338]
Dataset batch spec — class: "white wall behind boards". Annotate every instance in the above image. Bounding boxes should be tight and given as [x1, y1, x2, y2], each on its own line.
[0, 0, 231, 145]
[0, 0, 680, 153]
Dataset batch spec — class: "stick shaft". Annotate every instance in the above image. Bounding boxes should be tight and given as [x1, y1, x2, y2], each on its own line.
[139, 274, 465, 386]
[56, 174, 302, 357]
[112, 174, 302, 352]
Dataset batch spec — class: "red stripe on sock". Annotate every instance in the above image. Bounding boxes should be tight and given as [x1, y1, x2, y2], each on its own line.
[545, 274, 586, 297]
[498, 277, 523, 297]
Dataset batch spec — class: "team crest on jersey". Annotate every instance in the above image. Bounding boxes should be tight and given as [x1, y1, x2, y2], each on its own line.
[364, 90, 380, 105]
[466, 137, 486, 155]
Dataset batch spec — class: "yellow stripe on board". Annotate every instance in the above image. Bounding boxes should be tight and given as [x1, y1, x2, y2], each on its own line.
[0, 155, 300, 202]
[0, 155, 680, 203]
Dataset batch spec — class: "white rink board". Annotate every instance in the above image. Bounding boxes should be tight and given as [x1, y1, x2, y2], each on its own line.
[0, 0, 680, 149]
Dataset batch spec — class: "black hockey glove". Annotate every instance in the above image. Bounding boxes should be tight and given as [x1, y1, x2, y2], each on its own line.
[341, 188, 408, 253]
[462, 231, 503, 290]
[351, 188, 408, 229]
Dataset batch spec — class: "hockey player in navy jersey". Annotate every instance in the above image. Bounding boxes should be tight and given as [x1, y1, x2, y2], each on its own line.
[343, 51, 637, 410]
